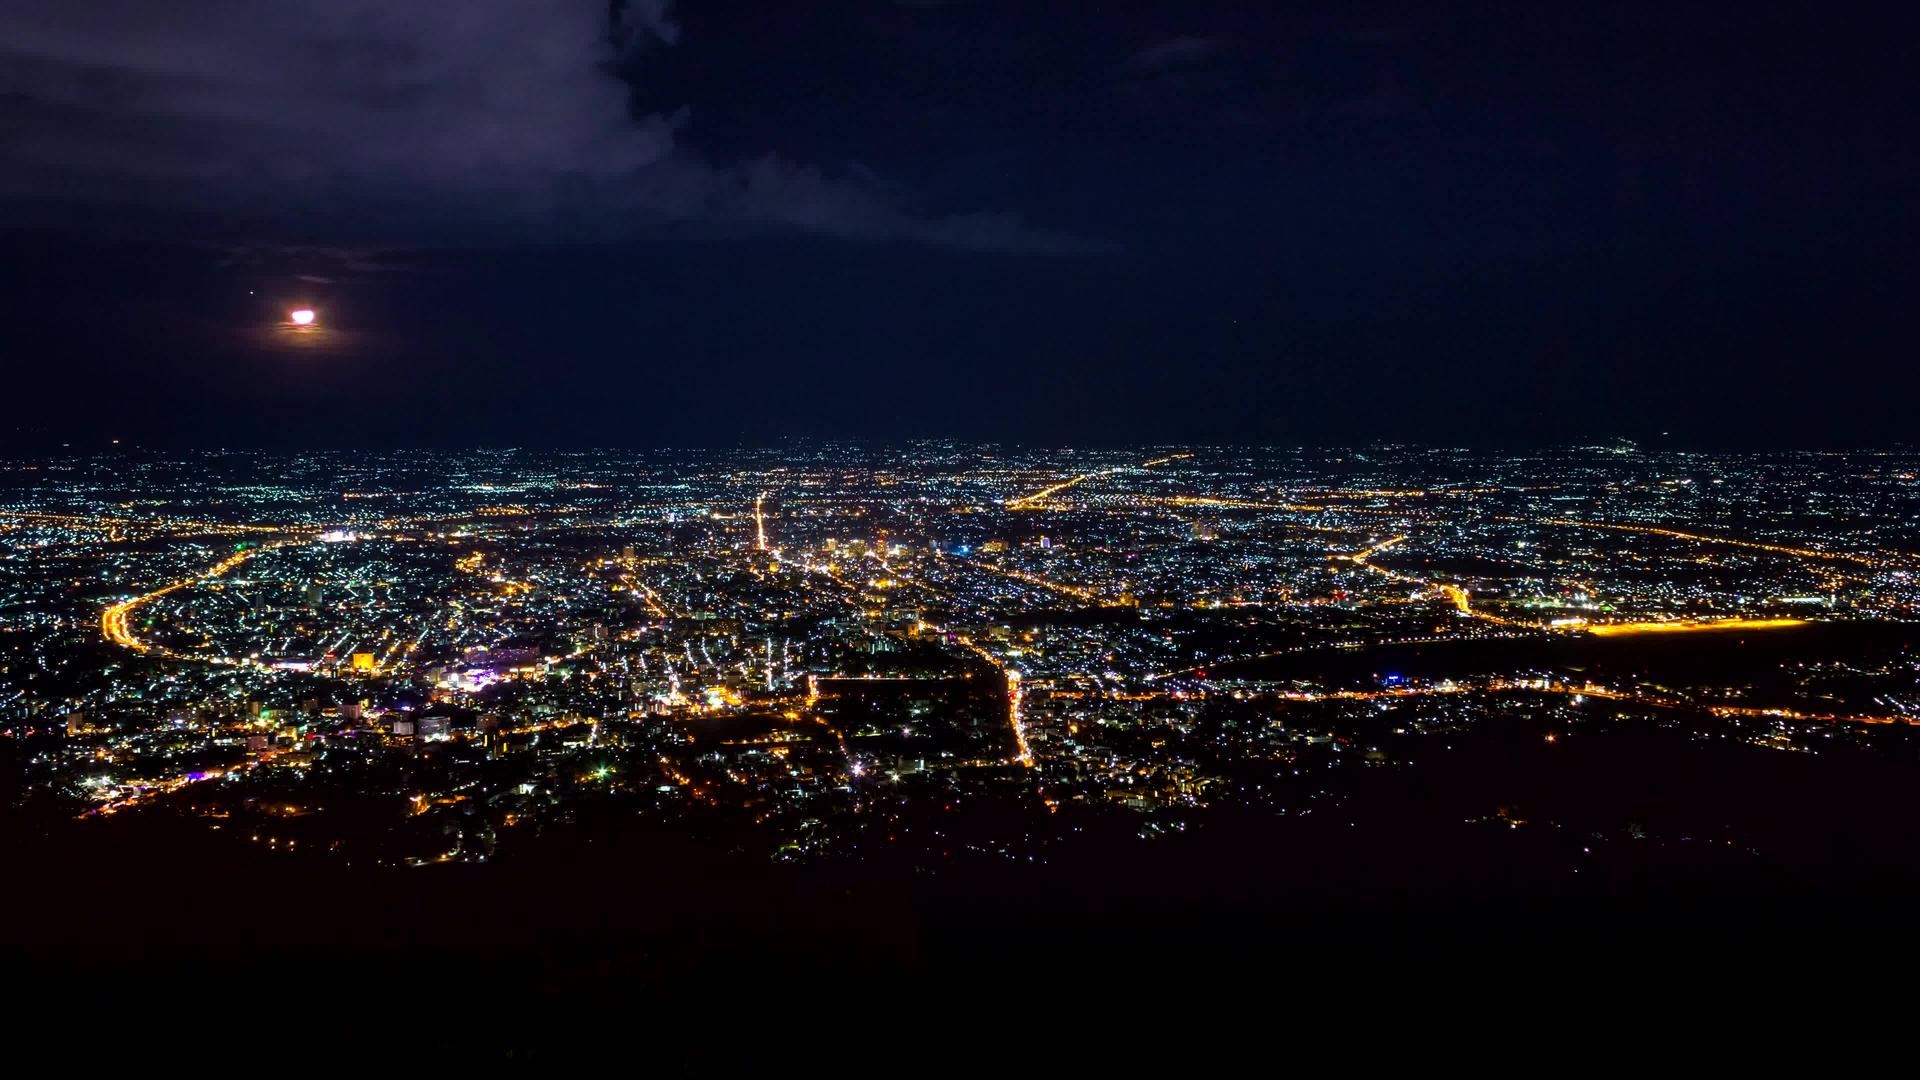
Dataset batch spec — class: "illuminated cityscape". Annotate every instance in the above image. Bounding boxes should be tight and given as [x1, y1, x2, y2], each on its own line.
[10, 445, 1920, 864]
[5, 0, 1916, 1066]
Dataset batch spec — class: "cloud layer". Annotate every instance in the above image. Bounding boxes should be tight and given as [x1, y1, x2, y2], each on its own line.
[0, 0, 1091, 252]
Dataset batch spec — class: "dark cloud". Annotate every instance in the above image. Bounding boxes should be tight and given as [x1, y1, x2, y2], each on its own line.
[0, 0, 1092, 253]
[213, 243, 423, 280]
[1127, 36, 1227, 72]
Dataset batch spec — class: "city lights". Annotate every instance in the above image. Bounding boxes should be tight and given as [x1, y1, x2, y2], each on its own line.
[8, 444, 1920, 1021]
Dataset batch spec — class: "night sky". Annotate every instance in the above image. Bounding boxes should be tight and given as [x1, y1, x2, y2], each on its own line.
[1, 2, 1913, 450]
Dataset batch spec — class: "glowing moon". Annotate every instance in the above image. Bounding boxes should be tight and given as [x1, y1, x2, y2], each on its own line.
[289, 309, 316, 325]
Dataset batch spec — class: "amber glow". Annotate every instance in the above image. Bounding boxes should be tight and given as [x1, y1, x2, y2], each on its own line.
[1583, 617, 1807, 636]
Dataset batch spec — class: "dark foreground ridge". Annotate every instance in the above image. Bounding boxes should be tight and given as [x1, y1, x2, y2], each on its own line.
[5, 446, 1919, 1065]
[8, 738, 1918, 1068]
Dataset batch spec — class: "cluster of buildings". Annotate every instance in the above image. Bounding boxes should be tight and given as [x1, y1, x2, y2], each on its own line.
[3, 444, 1918, 867]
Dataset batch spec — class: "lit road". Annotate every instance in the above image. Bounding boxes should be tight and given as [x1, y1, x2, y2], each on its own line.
[1525, 517, 1913, 569]
[101, 543, 291, 658]
[862, 551, 1035, 768]
[947, 552, 1124, 606]
[947, 631, 1034, 767]
[1134, 675, 1913, 728]
[1007, 452, 1191, 510]
[1583, 617, 1807, 636]
[85, 746, 288, 818]
[1343, 534, 1521, 627]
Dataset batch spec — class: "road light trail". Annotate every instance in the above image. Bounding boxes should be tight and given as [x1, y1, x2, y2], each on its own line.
[3, 511, 294, 537]
[1146, 495, 1404, 518]
[1297, 487, 1504, 499]
[1583, 617, 1807, 636]
[83, 747, 288, 818]
[1006, 452, 1191, 510]
[947, 632, 1034, 767]
[948, 553, 1128, 606]
[102, 544, 288, 657]
[1133, 676, 1913, 728]
[864, 552, 1035, 767]
[1159, 496, 1327, 512]
[1340, 534, 1521, 627]
[1342, 538, 1809, 634]
[1529, 518, 1906, 568]
[1344, 535, 1409, 560]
